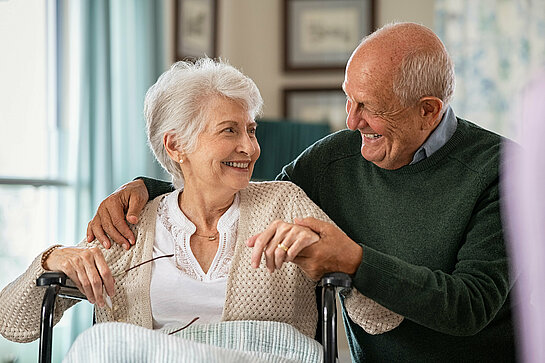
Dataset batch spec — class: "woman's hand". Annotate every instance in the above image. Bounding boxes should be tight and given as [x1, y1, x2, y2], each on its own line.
[247, 219, 319, 273]
[43, 246, 115, 307]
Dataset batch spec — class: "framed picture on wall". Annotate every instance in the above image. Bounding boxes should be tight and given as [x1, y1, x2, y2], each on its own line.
[175, 0, 218, 60]
[283, 87, 347, 131]
[283, 0, 375, 71]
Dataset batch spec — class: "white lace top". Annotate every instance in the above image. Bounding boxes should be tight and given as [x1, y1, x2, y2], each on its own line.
[150, 190, 239, 329]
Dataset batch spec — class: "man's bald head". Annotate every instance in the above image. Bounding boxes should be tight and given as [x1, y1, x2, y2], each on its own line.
[342, 23, 456, 169]
[348, 22, 455, 110]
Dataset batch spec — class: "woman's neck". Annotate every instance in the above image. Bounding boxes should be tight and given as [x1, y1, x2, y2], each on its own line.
[178, 185, 235, 232]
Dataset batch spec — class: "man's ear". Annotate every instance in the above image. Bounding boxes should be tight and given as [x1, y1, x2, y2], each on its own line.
[419, 97, 443, 130]
[163, 131, 183, 162]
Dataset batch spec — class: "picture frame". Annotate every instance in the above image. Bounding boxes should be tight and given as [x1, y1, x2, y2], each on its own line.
[175, 0, 218, 60]
[283, 0, 375, 71]
[283, 87, 347, 131]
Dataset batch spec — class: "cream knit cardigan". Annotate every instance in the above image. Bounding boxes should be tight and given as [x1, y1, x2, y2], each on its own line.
[0, 181, 402, 343]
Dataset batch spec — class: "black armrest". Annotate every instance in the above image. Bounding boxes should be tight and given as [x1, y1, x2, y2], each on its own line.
[320, 272, 352, 363]
[37, 272, 87, 300]
[36, 272, 87, 363]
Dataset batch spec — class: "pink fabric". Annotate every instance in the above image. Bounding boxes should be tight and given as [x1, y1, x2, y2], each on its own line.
[502, 70, 545, 362]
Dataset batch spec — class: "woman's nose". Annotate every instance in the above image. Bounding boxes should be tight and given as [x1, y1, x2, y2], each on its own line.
[238, 134, 255, 156]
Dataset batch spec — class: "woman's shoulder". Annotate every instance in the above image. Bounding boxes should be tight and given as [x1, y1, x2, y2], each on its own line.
[242, 181, 316, 208]
[133, 192, 172, 230]
[241, 181, 331, 224]
[244, 181, 306, 198]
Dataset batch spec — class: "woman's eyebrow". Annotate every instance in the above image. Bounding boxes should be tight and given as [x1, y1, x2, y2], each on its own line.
[216, 120, 238, 127]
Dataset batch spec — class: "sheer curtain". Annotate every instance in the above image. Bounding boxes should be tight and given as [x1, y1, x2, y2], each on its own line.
[435, 0, 545, 139]
[74, 0, 168, 226]
[61, 0, 169, 359]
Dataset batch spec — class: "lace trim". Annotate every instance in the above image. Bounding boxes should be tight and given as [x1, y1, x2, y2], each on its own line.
[157, 192, 238, 282]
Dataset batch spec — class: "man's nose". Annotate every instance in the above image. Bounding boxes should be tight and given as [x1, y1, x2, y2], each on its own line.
[346, 105, 366, 130]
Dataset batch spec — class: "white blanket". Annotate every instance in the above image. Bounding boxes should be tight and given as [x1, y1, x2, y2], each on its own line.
[63, 320, 323, 363]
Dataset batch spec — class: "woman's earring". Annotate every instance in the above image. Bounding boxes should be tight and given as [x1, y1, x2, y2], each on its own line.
[179, 158, 184, 164]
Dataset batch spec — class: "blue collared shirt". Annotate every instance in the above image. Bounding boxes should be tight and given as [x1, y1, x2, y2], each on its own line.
[410, 106, 457, 164]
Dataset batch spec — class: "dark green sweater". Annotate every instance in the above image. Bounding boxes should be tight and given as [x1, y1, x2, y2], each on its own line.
[142, 118, 515, 362]
[278, 118, 515, 362]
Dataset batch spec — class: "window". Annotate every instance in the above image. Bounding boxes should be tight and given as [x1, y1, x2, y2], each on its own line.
[0, 1, 85, 361]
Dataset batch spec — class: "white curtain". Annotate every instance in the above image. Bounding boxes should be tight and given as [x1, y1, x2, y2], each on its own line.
[435, 0, 545, 139]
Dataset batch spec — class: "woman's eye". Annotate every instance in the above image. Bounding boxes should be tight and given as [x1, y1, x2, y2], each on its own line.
[248, 128, 257, 135]
[223, 127, 235, 133]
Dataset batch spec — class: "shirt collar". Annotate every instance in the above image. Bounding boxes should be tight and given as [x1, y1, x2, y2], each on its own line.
[166, 189, 240, 234]
[410, 106, 457, 164]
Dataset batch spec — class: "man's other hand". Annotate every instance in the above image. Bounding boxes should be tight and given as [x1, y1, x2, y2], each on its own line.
[86, 179, 148, 249]
[292, 217, 363, 281]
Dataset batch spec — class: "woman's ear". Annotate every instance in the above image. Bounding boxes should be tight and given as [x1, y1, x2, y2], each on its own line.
[418, 97, 443, 130]
[163, 132, 184, 163]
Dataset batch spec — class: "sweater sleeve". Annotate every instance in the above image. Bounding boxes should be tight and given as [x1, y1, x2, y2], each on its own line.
[353, 179, 509, 336]
[0, 245, 80, 343]
[0, 234, 133, 343]
[288, 184, 403, 335]
[137, 177, 174, 200]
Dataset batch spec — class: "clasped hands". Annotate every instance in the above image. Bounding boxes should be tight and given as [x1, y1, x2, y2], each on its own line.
[246, 217, 358, 280]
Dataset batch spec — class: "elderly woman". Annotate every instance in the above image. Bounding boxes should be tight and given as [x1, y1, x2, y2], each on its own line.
[0, 59, 401, 346]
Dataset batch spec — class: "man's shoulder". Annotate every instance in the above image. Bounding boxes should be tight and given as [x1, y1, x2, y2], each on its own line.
[449, 118, 509, 176]
[311, 129, 361, 153]
[457, 118, 506, 144]
[292, 129, 362, 168]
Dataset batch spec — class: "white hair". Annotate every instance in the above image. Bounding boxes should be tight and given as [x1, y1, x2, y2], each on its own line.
[144, 58, 263, 189]
[393, 47, 456, 112]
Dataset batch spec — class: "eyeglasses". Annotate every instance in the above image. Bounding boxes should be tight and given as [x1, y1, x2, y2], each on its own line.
[112, 253, 174, 278]
[104, 253, 199, 334]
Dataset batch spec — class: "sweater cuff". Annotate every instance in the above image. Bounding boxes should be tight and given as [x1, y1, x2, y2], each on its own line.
[32, 244, 64, 278]
[352, 245, 403, 301]
[134, 176, 174, 200]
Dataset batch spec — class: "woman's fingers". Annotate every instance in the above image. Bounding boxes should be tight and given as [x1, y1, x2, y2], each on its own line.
[284, 227, 320, 262]
[81, 248, 108, 307]
[250, 223, 280, 268]
[94, 249, 115, 297]
[271, 225, 319, 269]
[250, 220, 320, 272]
[46, 246, 113, 307]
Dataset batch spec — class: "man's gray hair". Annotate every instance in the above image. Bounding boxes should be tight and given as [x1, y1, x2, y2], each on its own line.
[363, 22, 456, 112]
[144, 58, 263, 189]
[393, 47, 456, 111]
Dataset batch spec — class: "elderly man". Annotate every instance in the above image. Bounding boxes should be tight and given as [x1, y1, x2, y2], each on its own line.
[88, 23, 515, 362]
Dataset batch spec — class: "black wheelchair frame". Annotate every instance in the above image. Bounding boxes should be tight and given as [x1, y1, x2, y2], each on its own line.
[36, 271, 351, 363]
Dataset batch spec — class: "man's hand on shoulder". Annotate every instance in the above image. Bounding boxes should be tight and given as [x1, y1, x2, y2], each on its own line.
[86, 179, 149, 250]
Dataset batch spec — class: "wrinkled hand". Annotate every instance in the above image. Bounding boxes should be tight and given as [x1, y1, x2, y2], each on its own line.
[44, 246, 115, 307]
[247, 219, 320, 273]
[86, 179, 148, 250]
[291, 217, 363, 281]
